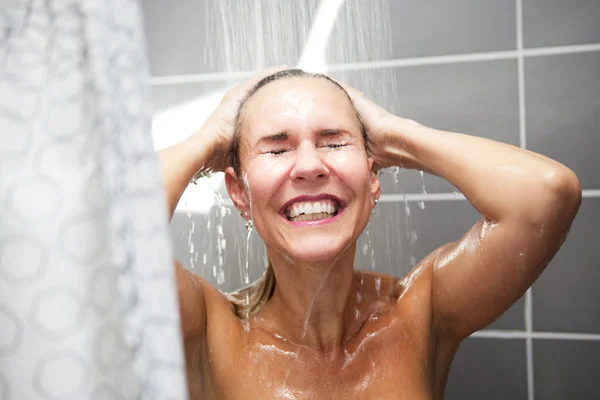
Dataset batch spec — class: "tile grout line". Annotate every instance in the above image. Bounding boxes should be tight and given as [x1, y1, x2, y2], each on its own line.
[515, 1, 535, 399]
[471, 330, 600, 340]
[213, 190, 599, 207]
[149, 42, 600, 86]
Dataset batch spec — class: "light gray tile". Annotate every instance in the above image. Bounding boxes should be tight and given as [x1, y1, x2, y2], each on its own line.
[326, 0, 516, 64]
[532, 198, 600, 333]
[142, 0, 259, 76]
[333, 60, 520, 194]
[360, 200, 525, 330]
[445, 338, 527, 400]
[260, 0, 320, 67]
[171, 207, 267, 293]
[533, 339, 600, 400]
[523, 0, 600, 48]
[150, 80, 235, 114]
[525, 51, 600, 190]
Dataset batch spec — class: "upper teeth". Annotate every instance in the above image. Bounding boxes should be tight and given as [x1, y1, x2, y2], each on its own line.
[287, 200, 339, 218]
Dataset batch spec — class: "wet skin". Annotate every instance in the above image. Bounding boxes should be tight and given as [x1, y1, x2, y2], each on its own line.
[182, 265, 454, 400]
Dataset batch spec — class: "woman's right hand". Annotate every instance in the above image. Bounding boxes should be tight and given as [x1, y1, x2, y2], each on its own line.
[188, 67, 286, 175]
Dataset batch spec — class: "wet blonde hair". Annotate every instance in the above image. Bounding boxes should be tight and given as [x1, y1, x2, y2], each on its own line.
[225, 69, 366, 318]
[225, 259, 276, 318]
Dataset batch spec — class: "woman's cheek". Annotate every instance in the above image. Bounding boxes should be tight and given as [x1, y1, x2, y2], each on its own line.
[245, 156, 290, 198]
[325, 148, 368, 174]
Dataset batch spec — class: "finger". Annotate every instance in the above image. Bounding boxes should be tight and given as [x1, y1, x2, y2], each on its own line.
[338, 82, 365, 99]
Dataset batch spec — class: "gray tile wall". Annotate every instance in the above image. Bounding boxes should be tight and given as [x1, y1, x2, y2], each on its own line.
[143, 1, 600, 398]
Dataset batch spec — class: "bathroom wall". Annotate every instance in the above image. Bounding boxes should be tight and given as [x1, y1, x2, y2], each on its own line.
[142, 1, 600, 399]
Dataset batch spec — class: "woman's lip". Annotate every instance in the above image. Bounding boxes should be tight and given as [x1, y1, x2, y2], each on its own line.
[279, 194, 345, 215]
[281, 207, 345, 226]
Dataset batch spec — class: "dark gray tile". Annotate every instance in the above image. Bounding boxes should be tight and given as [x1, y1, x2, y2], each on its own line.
[445, 337, 527, 400]
[359, 200, 525, 330]
[332, 59, 520, 194]
[523, 0, 600, 48]
[533, 339, 600, 400]
[142, 0, 259, 76]
[326, 0, 516, 64]
[532, 198, 600, 333]
[525, 51, 600, 190]
[260, 0, 320, 67]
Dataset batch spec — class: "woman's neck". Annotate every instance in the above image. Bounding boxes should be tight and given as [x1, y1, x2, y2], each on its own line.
[259, 245, 361, 355]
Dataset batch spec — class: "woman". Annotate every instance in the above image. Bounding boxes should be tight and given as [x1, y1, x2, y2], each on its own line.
[159, 68, 581, 399]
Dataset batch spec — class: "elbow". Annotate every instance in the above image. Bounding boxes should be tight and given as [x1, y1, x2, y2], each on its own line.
[528, 166, 582, 229]
[544, 166, 582, 213]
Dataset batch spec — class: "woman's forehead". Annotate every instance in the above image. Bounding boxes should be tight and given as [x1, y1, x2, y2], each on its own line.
[242, 78, 357, 135]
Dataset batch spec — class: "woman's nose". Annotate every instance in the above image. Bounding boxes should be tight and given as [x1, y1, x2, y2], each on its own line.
[290, 144, 329, 181]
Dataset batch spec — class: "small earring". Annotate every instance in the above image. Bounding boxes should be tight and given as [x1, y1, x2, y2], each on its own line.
[245, 219, 254, 231]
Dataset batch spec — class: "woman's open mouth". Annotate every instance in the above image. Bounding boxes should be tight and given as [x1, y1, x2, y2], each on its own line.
[281, 196, 344, 224]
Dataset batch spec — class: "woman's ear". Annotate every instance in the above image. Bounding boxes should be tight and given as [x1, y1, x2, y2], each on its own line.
[368, 157, 381, 203]
[224, 167, 250, 217]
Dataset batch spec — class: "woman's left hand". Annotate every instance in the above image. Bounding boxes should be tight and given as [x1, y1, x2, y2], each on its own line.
[341, 83, 421, 170]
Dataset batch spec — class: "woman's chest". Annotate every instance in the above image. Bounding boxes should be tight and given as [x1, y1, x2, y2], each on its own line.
[202, 322, 435, 400]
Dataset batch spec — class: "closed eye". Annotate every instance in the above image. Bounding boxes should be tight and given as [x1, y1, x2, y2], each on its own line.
[324, 143, 346, 149]
[268, 149, 288, 155]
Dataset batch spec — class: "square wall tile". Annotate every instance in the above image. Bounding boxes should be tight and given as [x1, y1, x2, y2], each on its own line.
[333, 59, 520, 194]
[532, 198, 600, 333]
[445, 337, 527, 400]
[171, 207, 267, 293]
[326, 0, 516, 64]
[142, 0, 259, 76]
[534, 339, 600, 400]
[360, 200, 524, 330]
[523, 0, 600, 48]
[260, 0, 320, 67]
[525, 51, 600, 190]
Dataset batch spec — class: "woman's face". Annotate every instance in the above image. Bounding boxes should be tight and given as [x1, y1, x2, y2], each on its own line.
[227, 77, 380, 264]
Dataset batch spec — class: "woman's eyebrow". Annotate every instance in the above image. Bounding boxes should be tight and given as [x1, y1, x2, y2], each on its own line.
[258, 132, 289, 143]
[319, 129, 348, 137]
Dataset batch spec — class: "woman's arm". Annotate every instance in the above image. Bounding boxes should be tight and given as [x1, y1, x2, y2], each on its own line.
[389, 120, 581, 338]
[159, 135, 213, 220]
[347, 86, 582, 340]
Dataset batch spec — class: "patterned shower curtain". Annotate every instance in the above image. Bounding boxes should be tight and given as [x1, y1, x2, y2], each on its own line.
[0, 1, 188, 398]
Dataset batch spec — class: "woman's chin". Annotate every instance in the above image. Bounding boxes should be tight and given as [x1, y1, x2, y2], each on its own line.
[285, 243, 352, 265]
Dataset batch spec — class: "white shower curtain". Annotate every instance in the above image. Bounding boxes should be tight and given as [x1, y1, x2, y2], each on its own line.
[0, 1, 188, 399]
